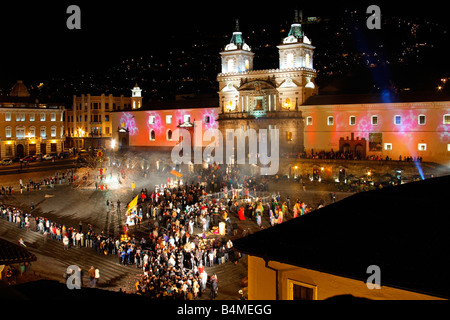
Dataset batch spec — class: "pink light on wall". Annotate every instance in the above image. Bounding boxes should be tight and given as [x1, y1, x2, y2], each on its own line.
[202, 109, 219, 130]
[119, 112, 138, 136]
[146, 111, 163, 134]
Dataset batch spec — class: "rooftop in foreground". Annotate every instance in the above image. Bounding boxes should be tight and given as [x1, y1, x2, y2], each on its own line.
[234, 175, 450, 299]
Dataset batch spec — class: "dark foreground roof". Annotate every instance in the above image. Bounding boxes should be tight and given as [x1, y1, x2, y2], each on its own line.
[303, 91, 450, 105]
[0, 238, 37, 266]
[234, 175, 450, 299]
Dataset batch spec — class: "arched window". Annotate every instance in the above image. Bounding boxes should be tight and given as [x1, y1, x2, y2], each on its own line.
[227, 59, 235, 73]
[286, 53, 294, 68]
[305, 53, 310, 68]
[167, 129, 172, 141]
[150, 130, 155, 141]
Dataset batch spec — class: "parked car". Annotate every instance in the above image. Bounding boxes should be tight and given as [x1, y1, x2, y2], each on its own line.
[0, 158, 12, 165]
[21, 156, 36, 163]
[32, 154, 43, 161]
[43, 153, 58, 160]
[59, 151, 70, 159]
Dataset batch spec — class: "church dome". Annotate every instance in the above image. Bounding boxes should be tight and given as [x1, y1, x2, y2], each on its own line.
[9, 80, 30, 98]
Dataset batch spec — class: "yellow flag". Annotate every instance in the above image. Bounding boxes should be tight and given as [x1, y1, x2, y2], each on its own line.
[131, 182, 135, 189]
[170, 170, 183, 178]
[127, 194, 139, 213]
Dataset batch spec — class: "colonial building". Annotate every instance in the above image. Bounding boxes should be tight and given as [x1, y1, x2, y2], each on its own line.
[217, 13, 318, 156]
[110, 96, 219, 157]
[110, 12, 450, 168]
[0, 81, 65, 159]
[65, 84, 142, 150]
[217, 12, 450, 166]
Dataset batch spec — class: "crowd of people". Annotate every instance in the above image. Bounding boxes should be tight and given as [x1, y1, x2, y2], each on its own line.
[1, 160, 318, 299]
[281, 150, 424, 162]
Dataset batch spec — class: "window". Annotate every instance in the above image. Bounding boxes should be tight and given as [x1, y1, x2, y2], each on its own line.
[384, 143, 392, 150]
[40, 113, 46, 121]
[166, 115, 172, 124]
[5, 126, 12, 138]
[30, 113, 35, 121]
[418, 114, 426, 125]
[287, 132, 293, 141]
[306, 116, 313, 126]
[51, 126, 57, 138]
[394, 115, 401, 125]
[40, 127, 46, 138]
[369, 133, 383, 152]
[444, 114, 450, 125]
[50, 112, 56, 121]
[227, 59, 235, 73]
[327, 116, 334, 126]
[5, 112, 11, 121]
[16, 113, 25, 121]
[149, 116, 155, 125]
[349, 116, 356, 126]
[447, 144, 450, 152]
[371, 115, 378, 125]
[204, 116, 210, 124]
[286, 53, 294, 68]
[105, 115, 110, 122]
[16, 126, 25, 139]
[184, 114, 191, 123]
[149, 130, 155, 141]
[288, 279, 317, 300]
[167, 130, 173, 141]
[418, 143, 427, 151]
[29, 126, 36, 138]
[5, 144, 13, 156]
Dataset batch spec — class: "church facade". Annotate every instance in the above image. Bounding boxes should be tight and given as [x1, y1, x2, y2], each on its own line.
[217, 15, 318, 156]
[110, 12, 450, 168]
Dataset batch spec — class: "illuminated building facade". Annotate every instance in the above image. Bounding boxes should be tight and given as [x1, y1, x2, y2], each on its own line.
[65, 84, 142, 150]
[217, 12, 450, 165]
[302, 93, 450, 163]
[110, 12, 450, 167]
[217, 13, 318, 156]
[0, 81, 65, 159]
[110, 97, 219, 154]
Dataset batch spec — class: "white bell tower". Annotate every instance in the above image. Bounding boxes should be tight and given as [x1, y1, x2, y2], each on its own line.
[131, 83, 142, 109]
[220, 19, 255, 74]
[277, 10, 315, 70]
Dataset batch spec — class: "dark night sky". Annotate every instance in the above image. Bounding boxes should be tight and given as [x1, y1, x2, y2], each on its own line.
[0, 1, 449, 87]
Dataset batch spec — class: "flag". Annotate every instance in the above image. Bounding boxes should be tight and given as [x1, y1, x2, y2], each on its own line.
[131, 182, 135, 190]
[127, 194, 139, 213]
[170, 170, 183, 178]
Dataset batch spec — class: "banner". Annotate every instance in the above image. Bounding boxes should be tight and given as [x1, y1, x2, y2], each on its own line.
[170, 170, 183, 178]
[126, 194, 139, 214]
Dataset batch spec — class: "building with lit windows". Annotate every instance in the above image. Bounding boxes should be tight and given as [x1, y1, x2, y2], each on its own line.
[65, 84, 142, 150]
[110, 95, 219, 155]
[217, 11, 450, 166]
[217, 13, 318, 156]
[111, 12, 450, 168]
[0, 80, 65, 159]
